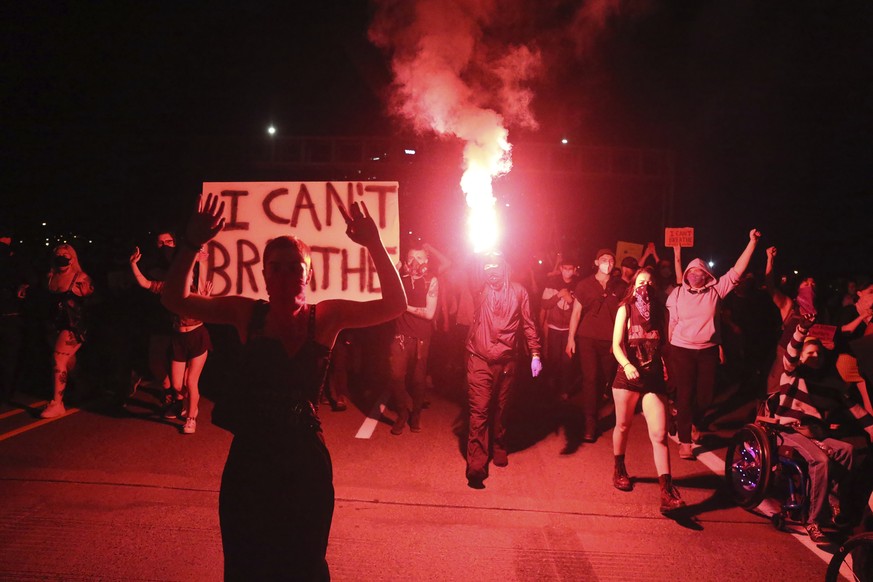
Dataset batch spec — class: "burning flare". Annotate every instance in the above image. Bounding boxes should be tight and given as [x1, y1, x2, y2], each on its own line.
[369, 0, 540, 253]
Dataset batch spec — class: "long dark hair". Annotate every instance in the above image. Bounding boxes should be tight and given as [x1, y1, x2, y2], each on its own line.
[619, 267, 654, 306]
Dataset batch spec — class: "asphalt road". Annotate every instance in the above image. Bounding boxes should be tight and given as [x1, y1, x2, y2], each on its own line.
[0, 379, 841, 582]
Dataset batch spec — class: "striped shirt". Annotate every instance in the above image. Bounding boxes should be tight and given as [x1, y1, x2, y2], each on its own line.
[773, 324, 873, 439]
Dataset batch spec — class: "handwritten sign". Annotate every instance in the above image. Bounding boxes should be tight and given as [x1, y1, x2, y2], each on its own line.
[615, 241, 644, 264]
[201, 181, 400, 302]
[807, 324, 837, 344]
[665, 227, 694, 248]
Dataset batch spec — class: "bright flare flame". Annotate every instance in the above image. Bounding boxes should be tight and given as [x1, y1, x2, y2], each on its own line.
[461, 123, 512, 253]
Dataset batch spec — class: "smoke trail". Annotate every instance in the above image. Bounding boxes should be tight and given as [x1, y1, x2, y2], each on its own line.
[369, 0, 649, 251]
[369, 0, 541, 252]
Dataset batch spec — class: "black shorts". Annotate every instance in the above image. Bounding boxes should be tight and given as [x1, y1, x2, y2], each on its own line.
[172, 325, 212, 362]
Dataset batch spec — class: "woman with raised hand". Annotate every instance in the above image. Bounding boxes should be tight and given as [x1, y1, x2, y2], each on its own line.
[611, 268, 685, 515]
[161, 193, 406, 581]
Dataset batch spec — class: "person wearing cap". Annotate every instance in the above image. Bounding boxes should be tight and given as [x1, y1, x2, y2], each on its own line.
[565, 248, 628, 446]
[619, 256, 639, 286]
[464, 251, 542, 489]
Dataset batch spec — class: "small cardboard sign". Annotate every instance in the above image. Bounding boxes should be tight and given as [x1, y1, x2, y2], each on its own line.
[615, 241, 644, 264]
[665, 227, 694, 247]
[807, 324, 837, 344]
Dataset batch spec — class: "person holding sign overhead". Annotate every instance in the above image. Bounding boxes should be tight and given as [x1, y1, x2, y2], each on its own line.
[665, 229, 761, 460]
[161, 193, 406, 581]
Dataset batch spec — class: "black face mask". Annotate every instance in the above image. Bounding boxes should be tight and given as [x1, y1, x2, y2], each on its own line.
[53, 256, 72, 268]
[160, 246, 176, 262]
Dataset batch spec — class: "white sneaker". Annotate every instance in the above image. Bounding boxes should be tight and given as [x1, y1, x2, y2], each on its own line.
[183, 418, 197, 434]
[40, 400, 66, 419]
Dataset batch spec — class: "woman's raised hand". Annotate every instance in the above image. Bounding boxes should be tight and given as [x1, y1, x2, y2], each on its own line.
[339, 201, 380, 248]
[187, 193, 226, 247]
[129, 247, 142, 265]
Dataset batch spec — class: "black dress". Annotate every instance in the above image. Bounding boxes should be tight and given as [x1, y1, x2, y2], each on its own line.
[219, 301, 333, 581]
[611, 303, 667, 394]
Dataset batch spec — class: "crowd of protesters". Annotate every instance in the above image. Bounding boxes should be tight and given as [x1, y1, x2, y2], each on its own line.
[2, 217, 873, 562]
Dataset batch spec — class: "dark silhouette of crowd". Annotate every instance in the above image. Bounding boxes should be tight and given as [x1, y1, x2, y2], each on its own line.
[2, 215, 873, 573]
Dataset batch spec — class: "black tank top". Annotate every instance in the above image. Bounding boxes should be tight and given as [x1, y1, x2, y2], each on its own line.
[230, 301, 332, 435]
[49, 272, 88, 341]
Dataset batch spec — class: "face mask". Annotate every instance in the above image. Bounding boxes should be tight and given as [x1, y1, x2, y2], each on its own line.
[407, 258, 428, 278]
[634, 284, 651, 303]
[161, 246, 176, 262]
[598, 262, 612, 275]
[53, 256, 71, 268]
[485, 265, 505, 290]
[687, 271, 707, 288]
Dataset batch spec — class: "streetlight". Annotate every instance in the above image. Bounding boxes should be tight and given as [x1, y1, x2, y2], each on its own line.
[267, 125, 277, 161]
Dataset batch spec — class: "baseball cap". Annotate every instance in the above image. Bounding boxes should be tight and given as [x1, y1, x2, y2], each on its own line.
[594, 248, 615, 261]
[621, 256, 639, 270]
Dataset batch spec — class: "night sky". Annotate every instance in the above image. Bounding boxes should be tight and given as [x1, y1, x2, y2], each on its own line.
[3, 1, 872, 278]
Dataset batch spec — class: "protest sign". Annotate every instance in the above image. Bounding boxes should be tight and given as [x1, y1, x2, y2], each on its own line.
[201, 181, 400, 302]
[665, 227, 694, 247]
[807, 324, 837, 344]
[616, 241, 644, 264]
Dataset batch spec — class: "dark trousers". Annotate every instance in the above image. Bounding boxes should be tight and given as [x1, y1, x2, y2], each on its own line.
[220, 431, 334, 581]
[389, 335, 430, 414]
[546, 328, 574, 399]
[466, 352, 516, 480]
[578, 336, 616, 423]
[669, 344, 719, 443]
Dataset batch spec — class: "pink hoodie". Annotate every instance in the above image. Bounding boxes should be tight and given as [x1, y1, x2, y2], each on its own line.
[666, 258, 739, 350]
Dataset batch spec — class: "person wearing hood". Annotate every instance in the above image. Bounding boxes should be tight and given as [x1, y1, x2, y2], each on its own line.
[665, 229, 760, 459]
[40, 243, 94, 418]
[465, 251, 542, 489]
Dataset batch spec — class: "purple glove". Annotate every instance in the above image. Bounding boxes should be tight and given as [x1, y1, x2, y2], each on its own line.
[531, 357, 542, 378]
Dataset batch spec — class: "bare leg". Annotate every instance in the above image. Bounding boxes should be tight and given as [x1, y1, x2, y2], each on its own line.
[612, 388, 640, 456]
[52, 330, 81, 403]
[856, 380, 873, 417]
[170, 359, 186, 402]
[183, 352, 208, 420]
[641, 392, 671, 476]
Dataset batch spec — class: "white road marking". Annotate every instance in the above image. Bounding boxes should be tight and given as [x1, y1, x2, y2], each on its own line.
[0, 407, 80, 442]
[355, 394, 388, 439]
[0, 401, 48, 420]
[674, 431, 843, 571]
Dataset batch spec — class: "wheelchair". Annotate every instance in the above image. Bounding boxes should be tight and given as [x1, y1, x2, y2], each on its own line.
[724, 415, 809, 530]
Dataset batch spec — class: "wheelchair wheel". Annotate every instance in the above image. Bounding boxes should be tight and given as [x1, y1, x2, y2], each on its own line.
[725, 424, 773, 509]
[825, 532, 873, 582]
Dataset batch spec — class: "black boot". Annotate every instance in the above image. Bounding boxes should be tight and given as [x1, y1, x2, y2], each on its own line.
[659, 474, 686, 514]
[613, 455, 632, 491]
[391, 409, 409, 435]
[583, 416, 598, 443]
[408, 409, 421, 433]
